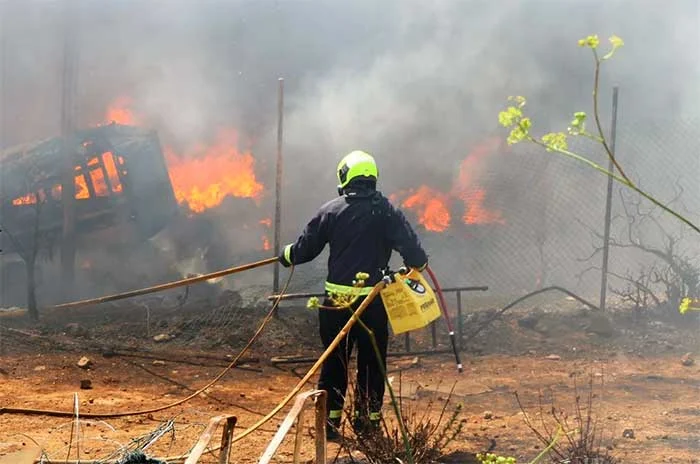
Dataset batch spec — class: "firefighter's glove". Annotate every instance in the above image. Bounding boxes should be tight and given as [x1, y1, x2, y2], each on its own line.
[278, 244, 293, 268]
[399, 262, 427, 274]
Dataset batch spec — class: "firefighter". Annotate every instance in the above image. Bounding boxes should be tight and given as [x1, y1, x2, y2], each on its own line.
[279, 150, 428, 439]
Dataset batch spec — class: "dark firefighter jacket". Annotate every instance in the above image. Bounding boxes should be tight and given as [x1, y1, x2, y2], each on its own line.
[280, 187, 428, 294]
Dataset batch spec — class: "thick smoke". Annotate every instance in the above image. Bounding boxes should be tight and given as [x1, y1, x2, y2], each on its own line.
[1, 0, 698, 304]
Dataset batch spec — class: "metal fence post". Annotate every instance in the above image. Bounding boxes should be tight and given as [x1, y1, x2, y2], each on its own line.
[599, 86, 620, 311]
[272, 77, 284, 311]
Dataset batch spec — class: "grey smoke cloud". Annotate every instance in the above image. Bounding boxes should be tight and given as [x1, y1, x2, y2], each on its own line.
[1, 0, 698, 300]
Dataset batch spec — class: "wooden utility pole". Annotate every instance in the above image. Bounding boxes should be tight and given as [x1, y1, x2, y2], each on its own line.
[0, 2, 7, 150]
[60, 0, 79, 299]
[0, 2, 7, 279]
[0, 2, 7, 167]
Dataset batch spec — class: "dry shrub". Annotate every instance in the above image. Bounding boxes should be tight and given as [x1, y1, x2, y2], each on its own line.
[335, 378, 465, 464]
[515, 375, 617, 464]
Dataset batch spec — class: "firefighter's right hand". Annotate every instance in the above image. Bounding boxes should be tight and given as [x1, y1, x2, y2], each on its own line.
[279, 244, 293, 267]
[278, 254, 292, 268]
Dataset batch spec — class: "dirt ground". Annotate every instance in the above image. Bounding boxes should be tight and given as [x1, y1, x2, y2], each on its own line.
[2, 292, 700, 463]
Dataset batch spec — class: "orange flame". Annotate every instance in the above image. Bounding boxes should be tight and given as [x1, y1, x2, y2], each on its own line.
[452, 138, 504, 226]
[401, 186, 451, 232]
[85, 152, 123, 196]
[395, 137, 504, 231]
[105, 96, 137, 125]
[12, 193, 36, 206]
[260, 218, 272, 250]
[100, 97, 264, 214]
[165, 130, 264, 213]
[12, 173, 93, 205]
[462, 189, 505, 225]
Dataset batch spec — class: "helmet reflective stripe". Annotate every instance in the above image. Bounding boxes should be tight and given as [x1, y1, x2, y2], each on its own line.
[336, 150, 378, 188]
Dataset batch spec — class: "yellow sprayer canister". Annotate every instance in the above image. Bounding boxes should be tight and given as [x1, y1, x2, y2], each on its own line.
[380, 269, 442, 335]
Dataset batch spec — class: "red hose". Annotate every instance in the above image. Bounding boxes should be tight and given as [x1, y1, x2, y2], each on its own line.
[426, 265, 454, 333]
[426, 265, 463, 373]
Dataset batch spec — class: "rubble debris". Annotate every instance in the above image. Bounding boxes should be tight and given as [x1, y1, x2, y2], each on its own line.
[77, 356, 93, 369]
[80, 379, 93, 390]
[517, 309, 543, 330]
[394, 356, 421, 370]
[680, 352, 695, 367]
[483, 410, 494, 420]
[117, 450, 167, 464]
[217, 289, 243, 308]
[64, 323, 89, 338]
[622, 428, 635, 439]
[586, 312, 615, 337]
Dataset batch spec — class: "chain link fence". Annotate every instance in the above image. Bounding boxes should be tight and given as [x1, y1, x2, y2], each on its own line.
[2, 114, 700, 357]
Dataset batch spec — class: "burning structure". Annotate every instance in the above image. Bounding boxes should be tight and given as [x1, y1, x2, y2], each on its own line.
[0, 123, 178, 253]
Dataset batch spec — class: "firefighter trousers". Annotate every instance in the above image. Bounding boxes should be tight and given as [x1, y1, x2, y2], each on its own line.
[318, 296, 389, 423]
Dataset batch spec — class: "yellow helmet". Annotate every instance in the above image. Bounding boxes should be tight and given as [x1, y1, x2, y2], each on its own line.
[336, 150, 378, 190]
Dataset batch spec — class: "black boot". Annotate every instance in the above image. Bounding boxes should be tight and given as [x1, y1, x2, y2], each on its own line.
[352, 411, 381, 437]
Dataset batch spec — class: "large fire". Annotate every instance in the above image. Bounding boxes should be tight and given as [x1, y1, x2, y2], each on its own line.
[103, 99, 264, 214]
[395, 138, 505, 231]
[105, 96, 137, 125]
[452, 138, 505, 225]
[400, 186, 451, 232]
[164, 131, 263, 213]
[462, 189, 505, 225]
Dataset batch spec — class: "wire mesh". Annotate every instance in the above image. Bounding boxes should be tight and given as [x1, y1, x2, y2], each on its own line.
[1, 115, 699, 359]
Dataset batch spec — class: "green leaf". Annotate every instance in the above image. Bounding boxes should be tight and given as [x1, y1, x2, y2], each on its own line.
[568, 112, 587, 134]
[355, 272, 370, 281]
[541, 132, 568, 152]
[578, 34, 599, 49]
[498, 106, 523, 128]
[602, 34, 625, 60]
[507, 95, 527, 108]
[507, 126, 527, 145]
[609, 35, 624, 48]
